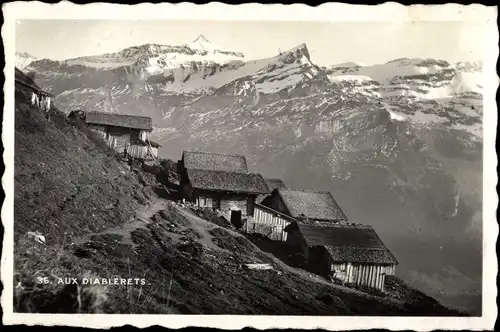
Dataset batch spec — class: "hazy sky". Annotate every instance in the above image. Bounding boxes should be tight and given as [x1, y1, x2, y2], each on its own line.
[15, 20, 488, 66]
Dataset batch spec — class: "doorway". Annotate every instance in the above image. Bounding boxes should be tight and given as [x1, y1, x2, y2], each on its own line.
[230, 210, 243, 228]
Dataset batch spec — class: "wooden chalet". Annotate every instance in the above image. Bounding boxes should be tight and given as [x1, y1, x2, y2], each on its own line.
[260, 188, 348, 224]
[284, 222, 398, 291]
[15, 67, 54, 112]
[74, 111, 160, 160]
[248, 188, 347, 241]
[178, 151, 270, 227]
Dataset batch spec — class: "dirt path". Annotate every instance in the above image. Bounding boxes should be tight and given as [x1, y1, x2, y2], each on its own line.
[71, 198, 169, 247]
[69, 198, 403, 307]
[170, 204, 379, 298]
[171, 204, 222, 250]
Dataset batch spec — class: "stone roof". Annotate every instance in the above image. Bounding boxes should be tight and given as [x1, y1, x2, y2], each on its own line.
[187, 169, 269, 195]
[276, 189, 347, 222]
[289, 222, 398, 265]
[182, 151, 248, 173]
[85, 111, 153, 131]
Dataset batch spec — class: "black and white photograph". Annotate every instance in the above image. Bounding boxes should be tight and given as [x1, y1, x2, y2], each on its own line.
[1, 2, 497, 330]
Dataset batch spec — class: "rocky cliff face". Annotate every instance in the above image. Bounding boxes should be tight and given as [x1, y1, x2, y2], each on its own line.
[20, 40, 483, 315]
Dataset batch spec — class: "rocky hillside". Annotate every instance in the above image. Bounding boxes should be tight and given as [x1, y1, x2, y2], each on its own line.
[20, 40, 483, 315]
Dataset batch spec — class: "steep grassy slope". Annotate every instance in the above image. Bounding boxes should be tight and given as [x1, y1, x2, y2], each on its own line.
[13, 92, 466, 316]
[14, 91, 149, 240]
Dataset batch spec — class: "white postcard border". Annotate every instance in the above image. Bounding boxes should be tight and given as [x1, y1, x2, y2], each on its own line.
[1, 2, 498, 330]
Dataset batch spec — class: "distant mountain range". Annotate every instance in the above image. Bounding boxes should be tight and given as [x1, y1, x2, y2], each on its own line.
[18, 35, 483, 315]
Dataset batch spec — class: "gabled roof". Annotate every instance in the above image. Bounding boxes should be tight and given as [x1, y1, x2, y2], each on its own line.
[325, 246, 398, 265]
[288, 222, 398, 265]
[85, 111, 153, 131]
[15, 67, 54, 97]
[187, 168, 269, 194]
[182, 151, 248, 173]
[273, 188, 347, 222]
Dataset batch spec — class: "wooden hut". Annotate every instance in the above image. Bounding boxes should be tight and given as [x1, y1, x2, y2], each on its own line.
[284, 222, 398, 291]
[177, 151, 269, 228]
[260, 188, 348, 224]
[83, 111, 160, 160]
[178, 151, 250, 200]
[15, 67, 54, 113]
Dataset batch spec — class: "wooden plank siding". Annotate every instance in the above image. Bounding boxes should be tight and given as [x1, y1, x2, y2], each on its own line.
[126, 144, 158, 159]
[330, 262, 397, 291]
[245, 203, 296, 241]
[89, 124, 133, 153]
[88, 124, 157, 160]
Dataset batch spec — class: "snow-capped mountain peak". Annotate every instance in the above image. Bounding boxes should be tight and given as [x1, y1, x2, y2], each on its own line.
[16, 52, 38, 70]
[210, 43, 328, 97]
[53, 36, 245, 73]
[187, 34, 243, 58]
[192, 34, 210, 43]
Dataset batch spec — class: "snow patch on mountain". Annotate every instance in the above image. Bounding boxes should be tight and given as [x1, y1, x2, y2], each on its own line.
[380, 102, 406, 122]
[330, 59, 447, 83]
[328, 74, 374, 83]
[389, 111, 406, 122]
[331, 61, 365, 68]
[451, 71, 483, 94]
